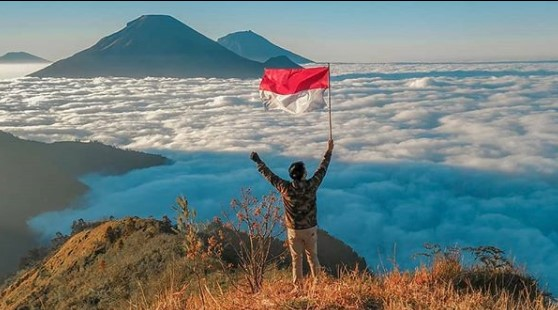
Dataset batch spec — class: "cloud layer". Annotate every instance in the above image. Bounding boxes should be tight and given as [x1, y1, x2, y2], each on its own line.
[0, 64, 50, 79]
[2, 62, 558, 293]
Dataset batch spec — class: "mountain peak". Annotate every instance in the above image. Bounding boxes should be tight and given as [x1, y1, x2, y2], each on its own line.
[126, 14, 184, 27]
[218, 30, 313, 64]
[135, 14, 178, 21]
[0, 52, 50, 64]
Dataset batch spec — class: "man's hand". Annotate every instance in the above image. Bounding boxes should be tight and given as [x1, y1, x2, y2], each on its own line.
[250, 152, 262, 163]
[327, 139, 334, 152]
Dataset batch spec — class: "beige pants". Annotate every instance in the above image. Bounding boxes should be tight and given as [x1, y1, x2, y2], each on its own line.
[287, 226, 320, 286]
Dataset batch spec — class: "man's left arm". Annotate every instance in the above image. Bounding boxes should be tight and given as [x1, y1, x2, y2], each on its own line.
[310, 139, 334, 187]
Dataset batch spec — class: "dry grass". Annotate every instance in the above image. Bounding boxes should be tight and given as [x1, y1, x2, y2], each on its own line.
[2, 212, 554, 310]
[141, 260, 557, 310]
[3, 214, 554, 310]
[0, 218, 188, 310]
[0, 215, 366, 310]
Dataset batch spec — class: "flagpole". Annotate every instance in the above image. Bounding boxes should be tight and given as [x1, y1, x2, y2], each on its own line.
[328, 63, 333, 141]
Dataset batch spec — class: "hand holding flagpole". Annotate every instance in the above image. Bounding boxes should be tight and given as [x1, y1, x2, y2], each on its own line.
[328, 63, 333, 141]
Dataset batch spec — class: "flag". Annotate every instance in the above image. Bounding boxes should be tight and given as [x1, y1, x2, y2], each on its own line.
[259, 67, 329, 114]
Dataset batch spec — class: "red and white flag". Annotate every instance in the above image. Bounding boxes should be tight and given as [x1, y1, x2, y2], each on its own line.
[259, 67, 329, 114]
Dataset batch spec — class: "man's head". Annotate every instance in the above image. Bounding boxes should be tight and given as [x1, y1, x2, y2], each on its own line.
[289, 161, 307, 181]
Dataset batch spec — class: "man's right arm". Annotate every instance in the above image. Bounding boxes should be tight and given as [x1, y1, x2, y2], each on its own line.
[250, 152, 286, 191]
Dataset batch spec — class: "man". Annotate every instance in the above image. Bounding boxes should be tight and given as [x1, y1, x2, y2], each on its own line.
[250, 139, 334, 291]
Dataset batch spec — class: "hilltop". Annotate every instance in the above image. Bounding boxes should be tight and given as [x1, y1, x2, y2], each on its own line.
[0, 217, 366, 309]
[218, 30, 313, 64]
[0, 52, 50, 64]
[1, 214, 554, 309]
[0, 218, 180, 309]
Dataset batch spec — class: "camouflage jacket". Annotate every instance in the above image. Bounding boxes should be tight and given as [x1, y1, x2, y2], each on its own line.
[256, 149, 332, 230]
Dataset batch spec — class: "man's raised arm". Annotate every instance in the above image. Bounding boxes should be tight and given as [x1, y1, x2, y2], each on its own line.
[250, 152, 287, 191]
[309, 139, 334, 187]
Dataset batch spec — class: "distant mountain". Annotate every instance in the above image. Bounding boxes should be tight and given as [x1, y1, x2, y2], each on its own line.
[0, 52, 50, 64]
[29, 15, 265, 78]
[0, 131, 170, 281]
[218, 30, 313, 64]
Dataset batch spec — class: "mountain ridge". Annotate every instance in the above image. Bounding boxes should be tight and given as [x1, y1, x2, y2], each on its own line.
[0, 131, 170, 281]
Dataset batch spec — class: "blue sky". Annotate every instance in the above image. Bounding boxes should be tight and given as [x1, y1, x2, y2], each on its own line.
[1, 1, 558, 62]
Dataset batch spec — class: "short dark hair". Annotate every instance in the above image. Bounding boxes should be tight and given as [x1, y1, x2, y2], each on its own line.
[289, 161, 306, 180]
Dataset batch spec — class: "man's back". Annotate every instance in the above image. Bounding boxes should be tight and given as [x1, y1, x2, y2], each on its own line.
[279, 179, 321, 229]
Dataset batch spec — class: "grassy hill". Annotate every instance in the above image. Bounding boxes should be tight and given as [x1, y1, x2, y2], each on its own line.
[0, 216, 366, 309]
[1, 214, 554, 310]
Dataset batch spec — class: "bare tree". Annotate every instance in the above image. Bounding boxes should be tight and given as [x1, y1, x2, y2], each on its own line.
[221, 188, 285, 293]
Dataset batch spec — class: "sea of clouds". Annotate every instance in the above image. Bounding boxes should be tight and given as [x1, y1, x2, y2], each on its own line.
[0, 63, 50, 80]
[1, 62, 558, 292]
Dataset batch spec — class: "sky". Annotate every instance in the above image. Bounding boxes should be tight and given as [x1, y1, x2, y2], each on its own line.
[1, 62, 557, 293]
[1, 1, 558, 63]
